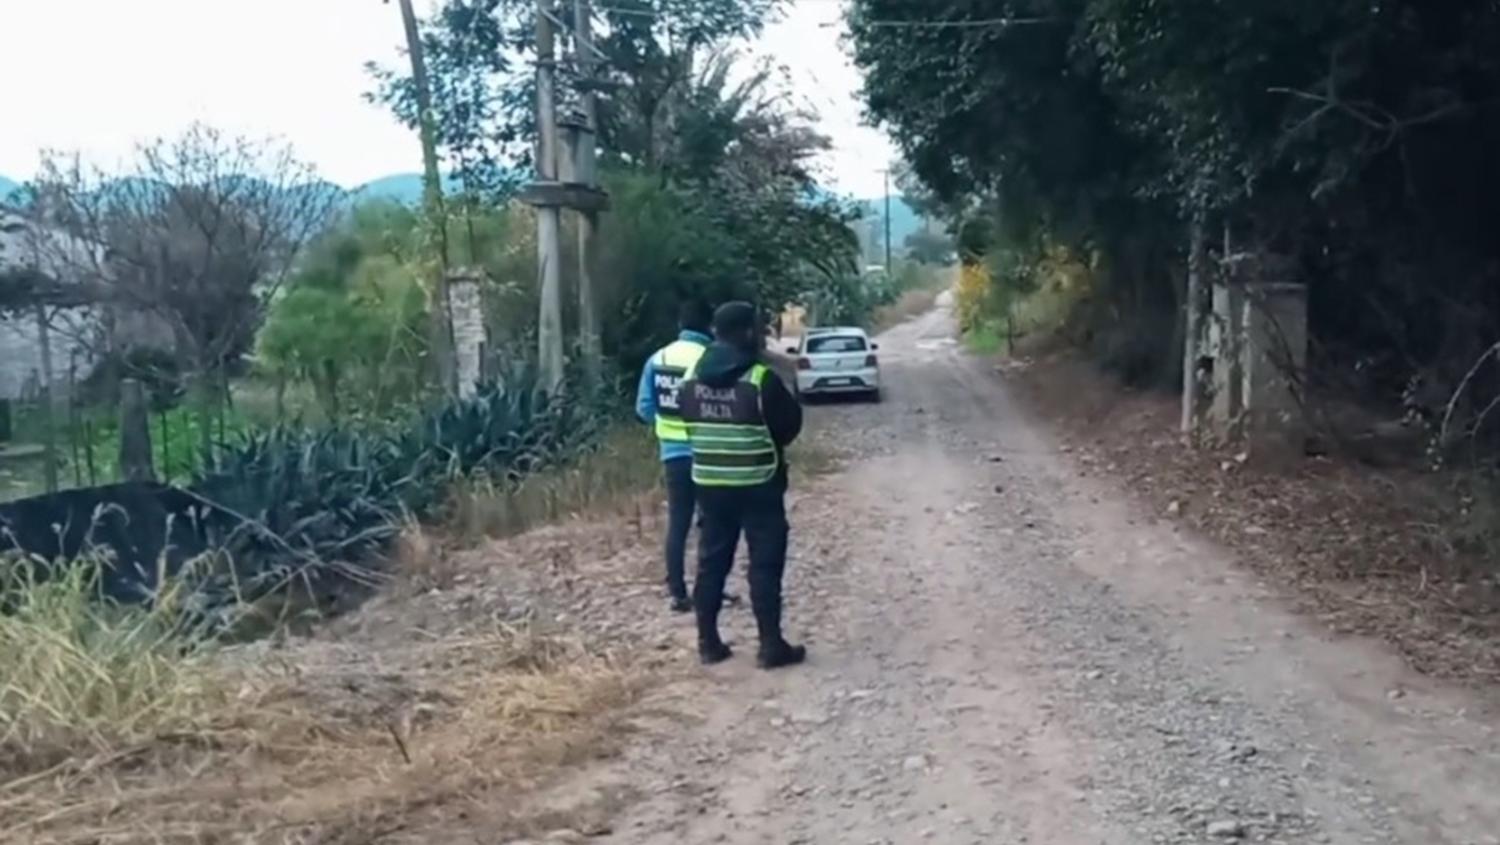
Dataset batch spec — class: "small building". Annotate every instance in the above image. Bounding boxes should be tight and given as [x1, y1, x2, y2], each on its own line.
[0, 207, 103, 402]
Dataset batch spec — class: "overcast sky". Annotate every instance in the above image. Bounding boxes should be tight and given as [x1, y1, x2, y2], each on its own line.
[0, 0, 896, 197]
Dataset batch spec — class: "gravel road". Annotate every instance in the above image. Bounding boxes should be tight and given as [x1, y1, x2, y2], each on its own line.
[582, 297, 1500, 845]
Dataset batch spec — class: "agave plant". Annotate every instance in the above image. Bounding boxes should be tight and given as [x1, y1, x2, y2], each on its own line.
[180, 360, 624, 609]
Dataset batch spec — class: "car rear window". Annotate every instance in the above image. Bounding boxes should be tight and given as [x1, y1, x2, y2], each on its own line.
[806, 335, 868, 354]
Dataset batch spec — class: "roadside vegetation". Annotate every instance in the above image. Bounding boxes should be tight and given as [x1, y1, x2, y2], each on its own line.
[849, 0, 1500, 683]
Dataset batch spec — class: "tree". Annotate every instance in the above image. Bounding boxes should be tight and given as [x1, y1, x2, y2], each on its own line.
[368, 0, 859, 368]
[29, 125, 340, 461]
[904, 228, 955, 265]
[848, 0, 1500, 412]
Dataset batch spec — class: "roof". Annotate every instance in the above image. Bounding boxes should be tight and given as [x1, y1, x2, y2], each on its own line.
[804, 326, 867, 336]
[0, 209, 106, 308]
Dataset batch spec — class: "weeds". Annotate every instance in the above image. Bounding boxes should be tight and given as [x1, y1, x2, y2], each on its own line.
[0, 558, 229, 771]
[965, 321, 1006, 355]
[0, 617, 646, 843]
[447, 426, 661, 542]
[872, 284, 945, 332]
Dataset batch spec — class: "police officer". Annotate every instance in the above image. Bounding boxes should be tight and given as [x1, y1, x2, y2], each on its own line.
[679, 301, 806, 669]
[637, 300, 732, 613]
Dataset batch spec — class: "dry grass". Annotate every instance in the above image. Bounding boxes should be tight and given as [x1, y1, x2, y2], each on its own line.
[872, 285, 944, 332]
[447, 426, 662, 543]
[2, 616, 646, 844]
[0, 562, 230, 774]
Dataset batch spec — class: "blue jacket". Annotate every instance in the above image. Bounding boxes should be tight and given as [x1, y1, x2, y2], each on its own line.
[636, 329, 712, 462]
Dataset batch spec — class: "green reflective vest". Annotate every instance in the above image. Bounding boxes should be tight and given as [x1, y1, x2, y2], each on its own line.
[679, 362, 780, 487]
[651, 339, 708, 443]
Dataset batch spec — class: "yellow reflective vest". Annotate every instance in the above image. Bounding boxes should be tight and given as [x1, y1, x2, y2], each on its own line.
[651, 339, 708, 442]
[679, 362, 779, 487]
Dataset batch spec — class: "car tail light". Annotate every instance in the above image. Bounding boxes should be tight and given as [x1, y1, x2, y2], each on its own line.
[797, 357, 811, 370]
[864, 354, 878, 367]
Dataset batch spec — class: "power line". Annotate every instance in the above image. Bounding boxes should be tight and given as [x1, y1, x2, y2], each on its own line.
[850, 16, 1062, 29]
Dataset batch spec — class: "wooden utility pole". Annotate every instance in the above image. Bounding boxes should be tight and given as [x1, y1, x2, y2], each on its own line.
[535, 0, 566, 392]
[575, 0, 602, 383]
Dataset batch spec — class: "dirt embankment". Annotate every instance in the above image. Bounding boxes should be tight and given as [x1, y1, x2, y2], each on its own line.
[1003, 348, 1500, 685]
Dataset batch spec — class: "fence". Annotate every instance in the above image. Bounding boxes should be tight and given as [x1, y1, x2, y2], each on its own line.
[0, 385, 232, 503]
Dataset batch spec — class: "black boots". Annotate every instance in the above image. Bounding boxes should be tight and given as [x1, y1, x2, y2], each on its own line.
[756, 640, 807, 670]
[699, 639, 733, 665]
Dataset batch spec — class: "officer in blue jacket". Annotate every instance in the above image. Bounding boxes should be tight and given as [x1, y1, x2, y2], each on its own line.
[637, 301, 731, 612]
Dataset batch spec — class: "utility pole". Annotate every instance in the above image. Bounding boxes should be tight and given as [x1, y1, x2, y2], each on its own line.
[574, 0, 601, 383]
[535, 0, 565, 392]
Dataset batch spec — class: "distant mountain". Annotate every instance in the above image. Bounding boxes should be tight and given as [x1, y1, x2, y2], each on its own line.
[2, 169, 933, 256]
[351, 172, 487, 205]
[352, 173, 428, 205]
[853, 196, 930, 264]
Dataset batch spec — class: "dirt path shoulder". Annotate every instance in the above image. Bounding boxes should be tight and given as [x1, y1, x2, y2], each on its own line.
[538, 300, 1500, 845]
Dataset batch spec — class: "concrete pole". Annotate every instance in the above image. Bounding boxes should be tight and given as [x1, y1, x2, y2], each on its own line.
[575, 0, 602, 382]
[1181, 203, 1208, 437]
[536, 0, 565, 392]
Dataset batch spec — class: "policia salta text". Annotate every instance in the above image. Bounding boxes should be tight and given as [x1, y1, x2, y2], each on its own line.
[679, 302, 806, 669]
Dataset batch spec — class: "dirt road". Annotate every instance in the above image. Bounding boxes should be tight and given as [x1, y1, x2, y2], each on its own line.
[574, 298, 1500, 845]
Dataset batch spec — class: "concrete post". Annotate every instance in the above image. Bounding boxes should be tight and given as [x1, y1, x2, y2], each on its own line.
[446, 269, 487, 400]
[1243, 281, 1308, 464]
[1209, 269, 1246, 441]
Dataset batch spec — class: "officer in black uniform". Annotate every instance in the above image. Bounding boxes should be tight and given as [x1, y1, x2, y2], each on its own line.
[678, 302, 807, 669]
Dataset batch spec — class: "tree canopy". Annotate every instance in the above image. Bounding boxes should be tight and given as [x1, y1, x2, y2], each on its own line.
[850, 0, 1500, 396]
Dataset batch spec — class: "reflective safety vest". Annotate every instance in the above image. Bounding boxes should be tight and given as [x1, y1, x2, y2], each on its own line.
[651, 339, 708, 442]
[679, 362, 779, 487]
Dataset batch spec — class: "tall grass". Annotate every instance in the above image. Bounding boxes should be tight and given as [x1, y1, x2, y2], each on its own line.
[447, 425, 662, 542]
[0, 558, 227, 769]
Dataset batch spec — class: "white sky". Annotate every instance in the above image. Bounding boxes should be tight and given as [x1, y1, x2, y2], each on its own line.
[0, 0, 896, 197]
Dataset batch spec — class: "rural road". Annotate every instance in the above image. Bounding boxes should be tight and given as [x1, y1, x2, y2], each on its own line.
[588, 296, 1500, 845]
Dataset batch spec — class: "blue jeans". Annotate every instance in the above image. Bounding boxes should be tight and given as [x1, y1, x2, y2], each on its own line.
[663, 457, 695, 601]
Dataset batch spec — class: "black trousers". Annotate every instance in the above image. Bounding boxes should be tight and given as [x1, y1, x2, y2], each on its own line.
[694, 479, 790, 650]
[663, 457, 695, 601]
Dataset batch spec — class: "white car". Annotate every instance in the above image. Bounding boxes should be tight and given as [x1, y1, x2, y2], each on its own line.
[787, 327, 881, 401]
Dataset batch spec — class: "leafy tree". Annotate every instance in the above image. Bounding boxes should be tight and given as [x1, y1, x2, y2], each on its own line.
[368, 0, 859, 367]
[850, 0, 1500, 400]
[904, 228, 955, 266]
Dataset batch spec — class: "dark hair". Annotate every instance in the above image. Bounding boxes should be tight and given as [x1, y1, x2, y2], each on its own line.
[712, 301, 758, 337]
[679, 299, 713, 334]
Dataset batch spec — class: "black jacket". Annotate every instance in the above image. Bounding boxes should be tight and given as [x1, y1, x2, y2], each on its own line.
[692, 341, 803, 459]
